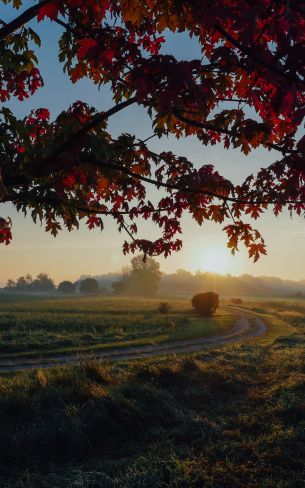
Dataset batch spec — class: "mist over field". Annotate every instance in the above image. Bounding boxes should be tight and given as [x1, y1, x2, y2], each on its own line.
[4, 267, 305, 298]
[82, 270, 305, 298]
[4, 261, 305, 300]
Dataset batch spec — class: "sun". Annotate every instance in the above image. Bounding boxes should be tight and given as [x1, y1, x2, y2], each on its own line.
[202, 250, 228, 274]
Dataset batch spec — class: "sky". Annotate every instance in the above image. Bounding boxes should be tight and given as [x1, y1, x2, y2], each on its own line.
[1, 2, 305, 285]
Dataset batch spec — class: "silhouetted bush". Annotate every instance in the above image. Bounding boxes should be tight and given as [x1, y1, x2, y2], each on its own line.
[158, 302, 171, 314]
[231, 298, 243, 305]
[191, 292, 219, 316]
[57, 281, 76, 294]
[79, 278, 99, 294]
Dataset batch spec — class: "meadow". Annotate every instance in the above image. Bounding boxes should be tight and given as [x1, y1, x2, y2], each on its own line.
[0, 294, 234, 358]
[0, 297, 304, 487]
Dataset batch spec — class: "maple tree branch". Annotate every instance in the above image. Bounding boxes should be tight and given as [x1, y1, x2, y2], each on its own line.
[78, 204, 182, 216]
[3, 97, 137, 187]
[54, 17, 75, 34]
[81, 156, 220, 199]
[0, 1, 50, 40]
[215, 23, 305, 87]
[5, 178, 305, 216]
[30, 96, 137, 176]
[81, 155, 304, 206]
[214, 97, 248, 103]
[173, 108, 297, 155]
[120, 221, 137, 242]
[3, 191, 184, 217]
[225, 201, 237, 224]
[140, 134, 158, 144]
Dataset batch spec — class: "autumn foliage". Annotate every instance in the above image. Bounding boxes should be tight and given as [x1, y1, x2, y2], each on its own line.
[1, 1, 305, 260]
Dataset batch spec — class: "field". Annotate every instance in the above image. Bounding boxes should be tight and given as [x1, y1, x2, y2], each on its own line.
[0, 298, 305, 486]
[0, 294, 234, 358]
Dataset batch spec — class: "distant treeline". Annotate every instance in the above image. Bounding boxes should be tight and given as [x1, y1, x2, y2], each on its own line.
[159, 270, 305, 297]
[4, 263, 305, 298]
[92, 269, 305, 298]
[4, 274, 108, 295]
[6, 274, 56, 293]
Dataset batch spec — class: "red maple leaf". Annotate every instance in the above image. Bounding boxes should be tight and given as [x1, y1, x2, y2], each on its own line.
[104, 48, 115, 63]
[245, 204, 262, 219]
[77, 39, 99, 60]
[37, 3, 59, 22]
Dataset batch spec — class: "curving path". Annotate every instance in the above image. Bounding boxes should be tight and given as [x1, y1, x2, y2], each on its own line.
[0, 308, 267, 373]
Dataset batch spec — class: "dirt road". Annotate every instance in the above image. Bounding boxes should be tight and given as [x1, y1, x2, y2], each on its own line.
[0, 309, 267, 372]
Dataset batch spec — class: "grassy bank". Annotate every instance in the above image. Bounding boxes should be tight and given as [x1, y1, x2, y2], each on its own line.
[0, 299, 304, 486]
[0, 296, 234, 359]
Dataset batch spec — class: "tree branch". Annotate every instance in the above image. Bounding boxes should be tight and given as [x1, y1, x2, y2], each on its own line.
[0, 1, 50, 40]
[215, 22, 305, 87]
[6, 172, 305, 215]
[173, 108, 297, 155]
[4, 191, 184, 217]
[82, 155, 304, 206]
[31, 96, 137, 175]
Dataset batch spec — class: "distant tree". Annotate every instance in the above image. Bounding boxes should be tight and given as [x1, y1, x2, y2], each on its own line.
[5, 276, 29, 291]
[80, 278, 99, 294]
[231, 298, 243, 305]
[5, 279, 16, 289]
[57, 281, 76, 294]
[25, 274, 33, 286]
[15, 276, 28, 291]
[6, 274, 33, 291]
[5, 273, 54, 292]
[191, 292, 219, 316]
[112, 255, 161, 296]
[31, 273, 55, 292]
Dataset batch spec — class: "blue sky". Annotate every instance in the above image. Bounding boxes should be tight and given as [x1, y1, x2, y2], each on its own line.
[1, 2, 304, 284]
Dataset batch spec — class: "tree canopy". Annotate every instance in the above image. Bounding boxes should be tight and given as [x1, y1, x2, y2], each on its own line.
[6, 273, 55, 292]
[57, 280, 76, 293]
[1, 1, 305, 261]
[112, 255, 161, 295]
[79, 277, 99, 294]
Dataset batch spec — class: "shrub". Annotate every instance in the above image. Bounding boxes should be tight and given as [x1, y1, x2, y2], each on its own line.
[79, 278, 99, 294]
[231, 298, 243, 305]
[158, 302, 171, 314]
[57, 281, 76, 294]
[191, 292, 219, 316]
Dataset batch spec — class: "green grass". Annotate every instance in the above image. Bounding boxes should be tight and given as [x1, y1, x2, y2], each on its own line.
[0, 295, 234, 358]
[0, 298, 304, 486]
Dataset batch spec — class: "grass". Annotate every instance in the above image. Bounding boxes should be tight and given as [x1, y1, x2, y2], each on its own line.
[0, 295, 234, 359]
[0, 298, 304, 486]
